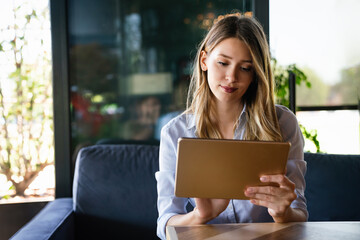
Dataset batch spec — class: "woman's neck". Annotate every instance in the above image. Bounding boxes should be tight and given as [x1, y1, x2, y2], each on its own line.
[212, 100, 243, 139]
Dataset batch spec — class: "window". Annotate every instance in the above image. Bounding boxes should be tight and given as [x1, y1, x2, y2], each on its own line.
[67, 0, 253, 158]
[270, 0, 359, 154]
[0, 0, 54, 203]
[270, 0, 360, 107]
[296, 110, 359, 154]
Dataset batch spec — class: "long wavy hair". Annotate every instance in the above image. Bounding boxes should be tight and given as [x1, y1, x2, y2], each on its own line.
[186, 15, 283, 141]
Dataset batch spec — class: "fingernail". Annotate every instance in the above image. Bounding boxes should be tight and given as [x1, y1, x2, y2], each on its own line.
[260, 176, 267, 182]
[247, 187, 254, 193]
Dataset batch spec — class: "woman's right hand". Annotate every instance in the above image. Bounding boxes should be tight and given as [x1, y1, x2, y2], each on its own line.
[194, 198, 230, 223]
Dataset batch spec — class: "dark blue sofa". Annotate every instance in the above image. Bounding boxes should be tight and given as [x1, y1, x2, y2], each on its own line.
[10, 144, 360, 239]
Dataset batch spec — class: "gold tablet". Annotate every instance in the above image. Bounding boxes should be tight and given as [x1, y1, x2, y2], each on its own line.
[174, 138, 291, 199]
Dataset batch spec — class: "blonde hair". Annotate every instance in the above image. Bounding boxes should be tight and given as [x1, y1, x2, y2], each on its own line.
[186, 15, 283, 141]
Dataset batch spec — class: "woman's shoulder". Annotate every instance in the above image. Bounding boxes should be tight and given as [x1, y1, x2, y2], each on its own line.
[161, 111, 193, 135]
[275, 105, 297, 124]
[275, 106, 304, 160]
[275, 105, 303, 144]
[275, 104, 300, 135]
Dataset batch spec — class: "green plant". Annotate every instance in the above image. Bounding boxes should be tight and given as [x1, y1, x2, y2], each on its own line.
[300, 125, 321, 153]
[271, 58, 321, 153]
[272, 58, 311, 106]
[0, 1, 53, 197]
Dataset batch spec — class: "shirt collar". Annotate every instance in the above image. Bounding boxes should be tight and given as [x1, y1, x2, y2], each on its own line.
[186, 113, 196, 130]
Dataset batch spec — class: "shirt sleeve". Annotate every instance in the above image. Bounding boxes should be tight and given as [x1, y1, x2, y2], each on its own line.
[277, 105, 308, 220]
[156, 124, 188, 240]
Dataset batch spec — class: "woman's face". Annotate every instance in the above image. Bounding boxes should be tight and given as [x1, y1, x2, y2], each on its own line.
[200, 37, 254, 107]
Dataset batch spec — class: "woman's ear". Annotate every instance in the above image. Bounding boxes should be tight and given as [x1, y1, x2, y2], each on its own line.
[200, 50, 208, 71]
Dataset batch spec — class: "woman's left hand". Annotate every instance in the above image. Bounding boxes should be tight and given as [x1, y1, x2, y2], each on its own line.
[244, 174, 297, 222]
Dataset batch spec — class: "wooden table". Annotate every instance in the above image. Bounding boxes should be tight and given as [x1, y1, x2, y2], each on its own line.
[166, 222, 360, 240]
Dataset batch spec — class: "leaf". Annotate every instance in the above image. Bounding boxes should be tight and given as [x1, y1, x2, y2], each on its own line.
[2, 195, 10, 200]
[4, 161, 11, 169]
[10, 39, 16, 47]
[299, 124, 321, 153]
[32, 10, 37, 18]
[25, 14, 31, 23]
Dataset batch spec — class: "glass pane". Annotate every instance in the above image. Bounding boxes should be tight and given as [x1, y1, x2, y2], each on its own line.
[68, 0, 253, 155]
[270, 0, 360, 106]
[0, 0, 54, 203]
[296, 110, 359, 154]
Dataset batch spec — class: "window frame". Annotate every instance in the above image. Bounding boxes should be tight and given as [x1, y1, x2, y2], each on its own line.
[50, 0, 73, 198]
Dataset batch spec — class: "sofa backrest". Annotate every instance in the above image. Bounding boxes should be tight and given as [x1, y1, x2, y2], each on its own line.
[304, 152, 360, 221]
[72, 144, 159, 239]
[71, 144, 360, 236]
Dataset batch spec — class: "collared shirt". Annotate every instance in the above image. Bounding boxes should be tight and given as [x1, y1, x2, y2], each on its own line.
[155, 105, 308, 240]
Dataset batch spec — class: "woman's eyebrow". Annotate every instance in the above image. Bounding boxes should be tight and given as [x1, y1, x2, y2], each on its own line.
[218, 53, 252, 63]
[218, 53, 233, 59]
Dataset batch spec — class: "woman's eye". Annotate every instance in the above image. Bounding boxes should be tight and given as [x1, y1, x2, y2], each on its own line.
[241, 67, 251, 72]
[217, 61, 227, 66]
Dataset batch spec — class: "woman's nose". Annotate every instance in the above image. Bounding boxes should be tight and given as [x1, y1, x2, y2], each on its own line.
[225, 68, 237, 82]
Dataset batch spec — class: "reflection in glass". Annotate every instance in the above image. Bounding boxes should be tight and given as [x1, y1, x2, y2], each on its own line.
[68, 0, 253, 156]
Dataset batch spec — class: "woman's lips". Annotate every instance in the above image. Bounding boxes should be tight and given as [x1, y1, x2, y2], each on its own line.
[221, 86, 238, 93]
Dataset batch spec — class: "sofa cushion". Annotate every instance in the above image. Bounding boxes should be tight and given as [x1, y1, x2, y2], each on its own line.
[73, 144, 159, 233]
[304, 152, 360, 221]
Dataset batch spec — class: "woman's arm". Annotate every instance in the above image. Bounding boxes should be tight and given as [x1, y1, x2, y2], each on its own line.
[156, 121, 188, 239]
[157, 115, 231, 239]
[244, 106, 308, 222]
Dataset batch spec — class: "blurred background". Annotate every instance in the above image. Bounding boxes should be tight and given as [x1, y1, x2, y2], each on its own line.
[0, 0, 359, 239]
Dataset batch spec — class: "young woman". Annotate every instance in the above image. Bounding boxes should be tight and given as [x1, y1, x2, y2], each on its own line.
[155, 15, 307, 240]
